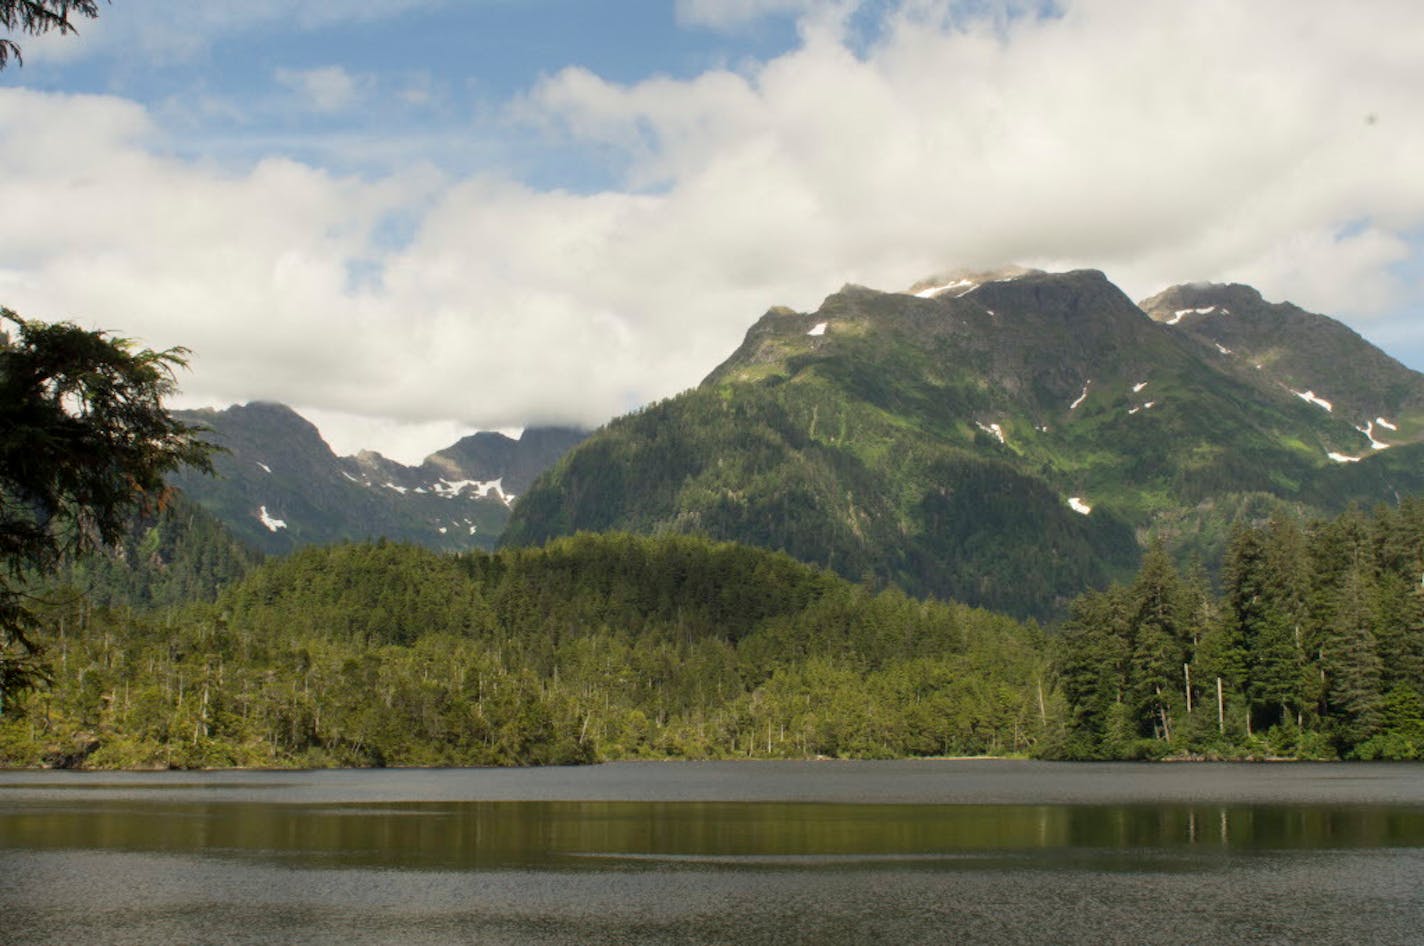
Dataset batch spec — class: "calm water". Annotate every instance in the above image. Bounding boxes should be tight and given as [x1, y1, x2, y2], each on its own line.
[2, 760, 1423, 945]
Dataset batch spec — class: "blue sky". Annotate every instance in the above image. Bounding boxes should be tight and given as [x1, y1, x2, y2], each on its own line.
[9, 1, 804, 187]
[2, 0, 1422, 462]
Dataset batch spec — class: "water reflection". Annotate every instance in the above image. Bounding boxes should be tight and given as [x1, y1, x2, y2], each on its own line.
[4, 767, 1424, 946]
[5, 800, 1423, 871]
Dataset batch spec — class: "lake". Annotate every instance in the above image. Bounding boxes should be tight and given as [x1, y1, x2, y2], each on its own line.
[2, 760, 1423, 945]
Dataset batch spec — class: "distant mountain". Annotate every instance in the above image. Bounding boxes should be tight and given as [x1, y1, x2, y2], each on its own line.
[504, 268, 1424, 618]
[170, 403, 585, 555]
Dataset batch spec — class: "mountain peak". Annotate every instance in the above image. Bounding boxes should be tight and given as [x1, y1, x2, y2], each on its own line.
[1138, 282, 1264, 324]
[904, 265, 1041, 299]
[1139, 282, 1424, 425]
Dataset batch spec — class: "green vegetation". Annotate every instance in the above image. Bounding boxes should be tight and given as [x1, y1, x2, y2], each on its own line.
[505, 279, 1156, 620]
[1051, 501, 1424, 760]
[6, 497, 1424, 768]
[0, 533, 1051, 768]
[60, 492, 263, 611]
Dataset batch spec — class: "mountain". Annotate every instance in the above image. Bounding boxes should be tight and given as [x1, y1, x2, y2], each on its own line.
[170, 403, 585, 555]
[1139, 282, 1424, 438]
[503, 268, 1424, 618]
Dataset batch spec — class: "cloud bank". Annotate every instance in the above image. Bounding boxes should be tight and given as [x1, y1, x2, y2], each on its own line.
[2, 0, 1422, 461]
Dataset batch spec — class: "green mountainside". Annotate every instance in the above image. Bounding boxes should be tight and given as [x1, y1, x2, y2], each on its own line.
[504, 269, 1424, 618]
[56, 491, 262, 611]
[169, 403, 584, 555]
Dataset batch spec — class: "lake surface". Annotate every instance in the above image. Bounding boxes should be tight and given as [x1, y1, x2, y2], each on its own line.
[2, 760, 1423, 944]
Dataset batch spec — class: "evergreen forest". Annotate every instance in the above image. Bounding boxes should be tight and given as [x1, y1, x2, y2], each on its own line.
[0, 532, 1049, 768]
[1052, 501, 1424, 760]
[3, 502, 1423, 768]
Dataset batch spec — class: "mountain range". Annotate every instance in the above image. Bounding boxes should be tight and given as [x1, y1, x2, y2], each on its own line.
[167, 268, 1424, 618]
[502, 268, 1424, 618]
[169, 402, 585, 555]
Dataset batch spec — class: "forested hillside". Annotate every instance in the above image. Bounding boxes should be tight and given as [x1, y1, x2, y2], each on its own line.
[58, 492, 262, 610]
[6, 499, 1423, 767]
[0, 534, 1050, 768]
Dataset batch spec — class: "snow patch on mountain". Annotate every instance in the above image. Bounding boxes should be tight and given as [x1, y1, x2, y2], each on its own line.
[1215, 343, 1233, 355]
[256, 462, 272, 474]
[1070, 382, 1091, 411]
[258, 506, 287, 532]
[433, 477, 514, 506]
[1376, 417, 1398, 431]
[976, 421, 1006, 444]
[1166, 306, 1227, 325]
[1068, 497, 1092, 515]
[914, 278, 976, 299]
[1293, 390, 1333, 412]
[1357, 421, 1391, 451]
[1328, 452, 1361, 463]
[1132, 381, 1148, 393]
[807, 321, 827, 336]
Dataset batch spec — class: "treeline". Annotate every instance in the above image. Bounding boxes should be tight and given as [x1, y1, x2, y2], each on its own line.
[0, 533, 1050, 768]
[1051, 501, 1424, 760]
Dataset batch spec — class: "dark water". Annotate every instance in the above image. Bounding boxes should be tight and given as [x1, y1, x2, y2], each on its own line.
[2, 761, 1422, 945]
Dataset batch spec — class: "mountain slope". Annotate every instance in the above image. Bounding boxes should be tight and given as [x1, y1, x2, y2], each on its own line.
[58, 491, 262, 610]
[1140, 283, 1424, 445]
[504, 269, 1424, 618]
[171, 403, 584, 555]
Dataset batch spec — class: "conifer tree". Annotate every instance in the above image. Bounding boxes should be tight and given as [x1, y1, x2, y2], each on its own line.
[0, 0, 102, 68]
[1319, 560, 1383, 746]
[1, 312, 212, 711]
[1126, 542, 1188, 742]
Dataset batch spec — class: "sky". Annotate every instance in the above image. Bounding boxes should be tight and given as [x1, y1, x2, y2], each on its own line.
[2, 0, 1422, 463]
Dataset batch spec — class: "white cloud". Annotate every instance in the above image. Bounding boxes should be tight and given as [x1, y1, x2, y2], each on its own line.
[284, 406, 479, 465]
[275, 66, 365, 112]
[533, 0, 1424, 312]
[4, 0, 1424, 459]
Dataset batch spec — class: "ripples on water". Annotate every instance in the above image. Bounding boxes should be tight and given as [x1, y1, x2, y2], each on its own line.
[2, 760, 1422, 945]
